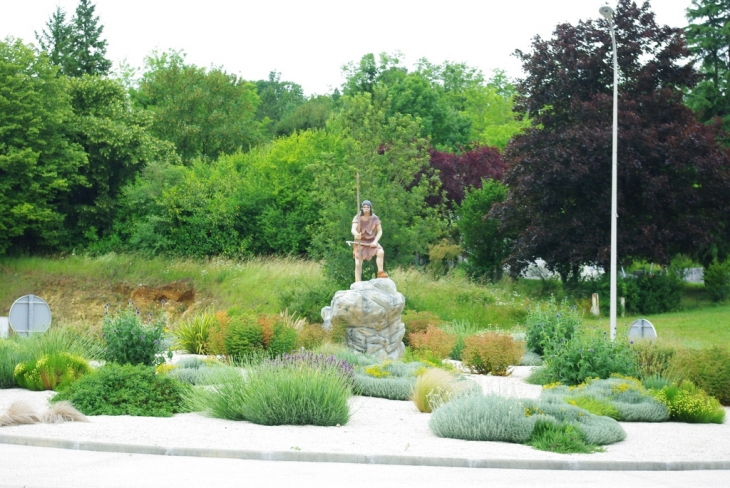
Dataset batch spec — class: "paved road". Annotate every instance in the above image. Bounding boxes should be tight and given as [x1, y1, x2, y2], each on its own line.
[1, 445, 728, 488]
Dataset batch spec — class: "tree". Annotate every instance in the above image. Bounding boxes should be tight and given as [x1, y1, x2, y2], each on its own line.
[458, 180, 509, 281]
[274, 94, 334, 136]
[135, 50, 265, 162]
[0, 38, 86, 254]
[310, 89, 444, 284]
[35, 7, 74, 70]
[685, 0, 730, 135]
[428, 146, 506, 208]
[62, 76, 179, 246]
[35, 0, 112, 77]
[254, 71, 306, 135]
[492, 0, 730, 284]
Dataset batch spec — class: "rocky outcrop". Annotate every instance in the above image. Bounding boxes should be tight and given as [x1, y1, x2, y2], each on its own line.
[321, 278, 405, 360]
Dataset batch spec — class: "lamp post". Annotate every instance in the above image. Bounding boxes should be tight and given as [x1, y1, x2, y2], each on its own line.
[599, 5, 618, 341]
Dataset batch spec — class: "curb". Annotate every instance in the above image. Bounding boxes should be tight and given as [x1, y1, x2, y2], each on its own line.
[2, 434, 729, 471]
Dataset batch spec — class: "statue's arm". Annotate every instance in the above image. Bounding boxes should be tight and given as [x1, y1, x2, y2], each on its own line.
[351, 218, 361, 240]
[371, 224, 382, 247]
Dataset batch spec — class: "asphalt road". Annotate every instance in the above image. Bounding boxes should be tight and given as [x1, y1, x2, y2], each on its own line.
[1, 445, 728, 488]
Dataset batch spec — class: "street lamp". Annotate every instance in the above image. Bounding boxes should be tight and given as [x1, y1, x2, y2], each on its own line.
[599, 5, 618, 341]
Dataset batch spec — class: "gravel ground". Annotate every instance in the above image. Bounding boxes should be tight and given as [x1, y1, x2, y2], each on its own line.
[1, 366, 729, 465]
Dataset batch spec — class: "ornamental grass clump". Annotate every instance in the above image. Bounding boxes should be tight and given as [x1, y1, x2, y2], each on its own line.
[13, 352, 91, 391]
[190, 352, 352, 426]
[461, 332, 524, 376]
[103, 307, 168, 367]
[174, 314, 217, 354]
[411, 368, 479, 413]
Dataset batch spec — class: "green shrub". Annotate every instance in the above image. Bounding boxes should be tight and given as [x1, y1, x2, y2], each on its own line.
[408, 325, 457, 360]
[296, 323, 327, 350]
[651, 382, 726, 423]
[401, 310, 442, 346]
[0, 340, 24, 388]
[268, 322, 298, 357]
[103, 308, 168, 366]
[52, 363, 190, 417]
[624, 272, 682, 314]
[525, 296, 581, 356]
[430, 394, 537, 443]
[632, 341, 676, 380]
[669, 346, 730, 405]
[353, 374, 415, 400]
[542, 332, 638, 385]
[189, 353, 352, 426]
[278, 281, 340, 323]
[461, 332, 524, 376]
[174, 314, 216, 354]
[541, 376, 670, 422]
[223, 316, 265, 358]
[13, 352, 91, 391]
[704, 259, 730, 303]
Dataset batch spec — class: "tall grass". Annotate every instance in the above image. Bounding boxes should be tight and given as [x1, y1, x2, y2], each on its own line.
[189, 353, 352, 426]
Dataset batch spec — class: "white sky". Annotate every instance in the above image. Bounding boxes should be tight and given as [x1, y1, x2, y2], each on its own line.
[1, 0, 691, 96]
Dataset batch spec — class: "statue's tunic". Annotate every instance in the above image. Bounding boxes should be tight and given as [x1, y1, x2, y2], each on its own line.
[352, 214, 382, 261]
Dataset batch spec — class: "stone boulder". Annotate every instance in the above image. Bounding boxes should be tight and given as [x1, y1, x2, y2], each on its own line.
[321, 278, 405, 360]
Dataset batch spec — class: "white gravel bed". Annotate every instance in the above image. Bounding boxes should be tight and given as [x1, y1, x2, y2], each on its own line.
[1, 366, 729, 464]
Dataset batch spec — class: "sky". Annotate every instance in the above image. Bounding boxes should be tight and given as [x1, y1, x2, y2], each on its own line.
[1, 0, 692, 96]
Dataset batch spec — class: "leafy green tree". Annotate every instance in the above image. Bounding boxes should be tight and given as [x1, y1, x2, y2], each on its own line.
[462, 71, 530, 150]
[63, 76, 179, 246]
[274, 95, 335, 136]
[685, 0, 730, 136]
[135, 50, 265, 162]
[0, 38, 86, 254]
[35, 0, 112, 77]
[310, 89, 445, 284]
[231, 130, 343, 255]
[342, 54, 472, 150]
[493, 0, 730, 283]
[254, 71, 306, 135]
[457, 180, 509, 281]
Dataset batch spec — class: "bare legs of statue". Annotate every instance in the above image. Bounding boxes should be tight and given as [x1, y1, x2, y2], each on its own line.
[354, 248, 385, 282]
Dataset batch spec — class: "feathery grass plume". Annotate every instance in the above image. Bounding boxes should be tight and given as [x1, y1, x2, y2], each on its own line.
[412, 368, 456, 413]
[20, 326, 105, 361]
[40, 401, 89, 424]
[353, 374, 415, 400]
[0, 402, 41, 427]
[430, 394, 537, 443]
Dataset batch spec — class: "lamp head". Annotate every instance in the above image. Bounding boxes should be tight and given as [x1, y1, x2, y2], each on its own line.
[599, 6, 614, 19]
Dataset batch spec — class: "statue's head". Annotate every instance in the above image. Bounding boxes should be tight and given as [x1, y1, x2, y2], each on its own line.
[361, 200, 373, 216]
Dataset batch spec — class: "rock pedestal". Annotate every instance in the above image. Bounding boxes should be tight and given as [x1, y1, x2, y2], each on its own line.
[321, 278, 405, 360]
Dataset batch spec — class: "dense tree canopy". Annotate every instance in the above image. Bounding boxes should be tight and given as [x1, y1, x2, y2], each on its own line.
[493, 0, 730, 282]
[135, 51, 265, 162]
[0, 39, 86, 253]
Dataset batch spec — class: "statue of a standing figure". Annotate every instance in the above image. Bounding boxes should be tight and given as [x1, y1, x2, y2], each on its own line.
[351, 200, 389, 282]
